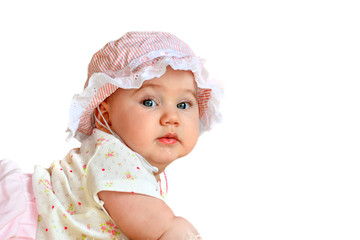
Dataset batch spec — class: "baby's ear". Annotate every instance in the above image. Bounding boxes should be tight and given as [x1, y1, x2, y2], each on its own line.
[94, 101, 112, 132]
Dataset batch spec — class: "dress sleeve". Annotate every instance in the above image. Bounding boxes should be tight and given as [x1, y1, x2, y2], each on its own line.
[86, 138, 163, 208]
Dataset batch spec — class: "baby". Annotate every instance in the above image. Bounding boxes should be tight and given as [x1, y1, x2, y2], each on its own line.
[0, 31, 221, 239]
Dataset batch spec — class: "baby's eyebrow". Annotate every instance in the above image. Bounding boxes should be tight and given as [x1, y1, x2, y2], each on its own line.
[132, 83, 161, 95]
[137, 83, 197, 98]
[184, 88, 197, 99]
[139, 83, 162, 90]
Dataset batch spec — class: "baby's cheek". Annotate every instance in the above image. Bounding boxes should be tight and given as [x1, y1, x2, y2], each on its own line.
[184, 129, 199, 154]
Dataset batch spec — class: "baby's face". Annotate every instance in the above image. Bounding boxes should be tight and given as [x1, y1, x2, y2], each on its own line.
[105, 67, 199, 172]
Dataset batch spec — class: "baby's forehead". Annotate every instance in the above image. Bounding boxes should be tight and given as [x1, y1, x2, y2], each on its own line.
[138, 70, 198, 92]
[140, 78, 198, 90]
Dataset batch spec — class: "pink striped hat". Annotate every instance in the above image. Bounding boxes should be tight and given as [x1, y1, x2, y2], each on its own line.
[67, 32, 222, 141]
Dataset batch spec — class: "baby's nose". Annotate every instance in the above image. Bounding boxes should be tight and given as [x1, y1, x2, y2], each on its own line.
[160, 107, 180, 127]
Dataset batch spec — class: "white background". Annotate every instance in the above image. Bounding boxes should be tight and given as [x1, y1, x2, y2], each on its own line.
[0, 0, 359, 239]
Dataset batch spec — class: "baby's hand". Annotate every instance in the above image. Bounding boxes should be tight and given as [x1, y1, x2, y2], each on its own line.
[98, 191, 199, 240]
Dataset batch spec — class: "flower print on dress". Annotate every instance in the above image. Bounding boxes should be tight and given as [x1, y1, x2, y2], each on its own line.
[39, 179, 53, 195]
[50, 163, 56, 171]
[95, 137, 109, 148]
[105, 151, 115, 159]
[100, 221, 121, 240]
[78, 234, 87, 240]
[82, 164, 88, 178]
[124, 172, 134, 180]
[105, 182, 114, 187]
[67, 203, 77, 215]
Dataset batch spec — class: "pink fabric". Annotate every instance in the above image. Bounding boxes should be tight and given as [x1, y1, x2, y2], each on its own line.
[0, 160, 37, 239]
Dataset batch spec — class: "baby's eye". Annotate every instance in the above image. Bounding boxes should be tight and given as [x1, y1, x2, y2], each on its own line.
[177, 102, 190, 110]
[142, 99, 157, 107]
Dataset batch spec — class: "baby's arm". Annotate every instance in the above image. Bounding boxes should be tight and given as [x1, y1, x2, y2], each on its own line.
[98, 191, 199, 240]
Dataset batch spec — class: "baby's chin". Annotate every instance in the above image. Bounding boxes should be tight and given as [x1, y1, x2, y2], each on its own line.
[144, 153, 183, 171]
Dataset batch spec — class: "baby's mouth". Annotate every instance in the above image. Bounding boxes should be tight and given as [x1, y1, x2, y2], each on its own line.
[157, 133, 179, 145]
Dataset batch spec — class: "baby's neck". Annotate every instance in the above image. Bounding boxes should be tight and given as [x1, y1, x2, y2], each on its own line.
[154, 173, 160, 182]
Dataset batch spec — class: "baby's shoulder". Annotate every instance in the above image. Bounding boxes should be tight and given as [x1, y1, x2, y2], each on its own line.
[79, 129, 120, 154]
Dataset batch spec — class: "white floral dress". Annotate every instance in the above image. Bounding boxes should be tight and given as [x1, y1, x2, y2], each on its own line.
[33, 129, 167, 240]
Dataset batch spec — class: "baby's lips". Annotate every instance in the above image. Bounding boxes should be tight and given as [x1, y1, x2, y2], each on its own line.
[157, 133, 179, 144]
[157, 137, 179, 145]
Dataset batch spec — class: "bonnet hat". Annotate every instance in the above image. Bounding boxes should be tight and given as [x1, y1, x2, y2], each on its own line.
[67, 31, 222, 142]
